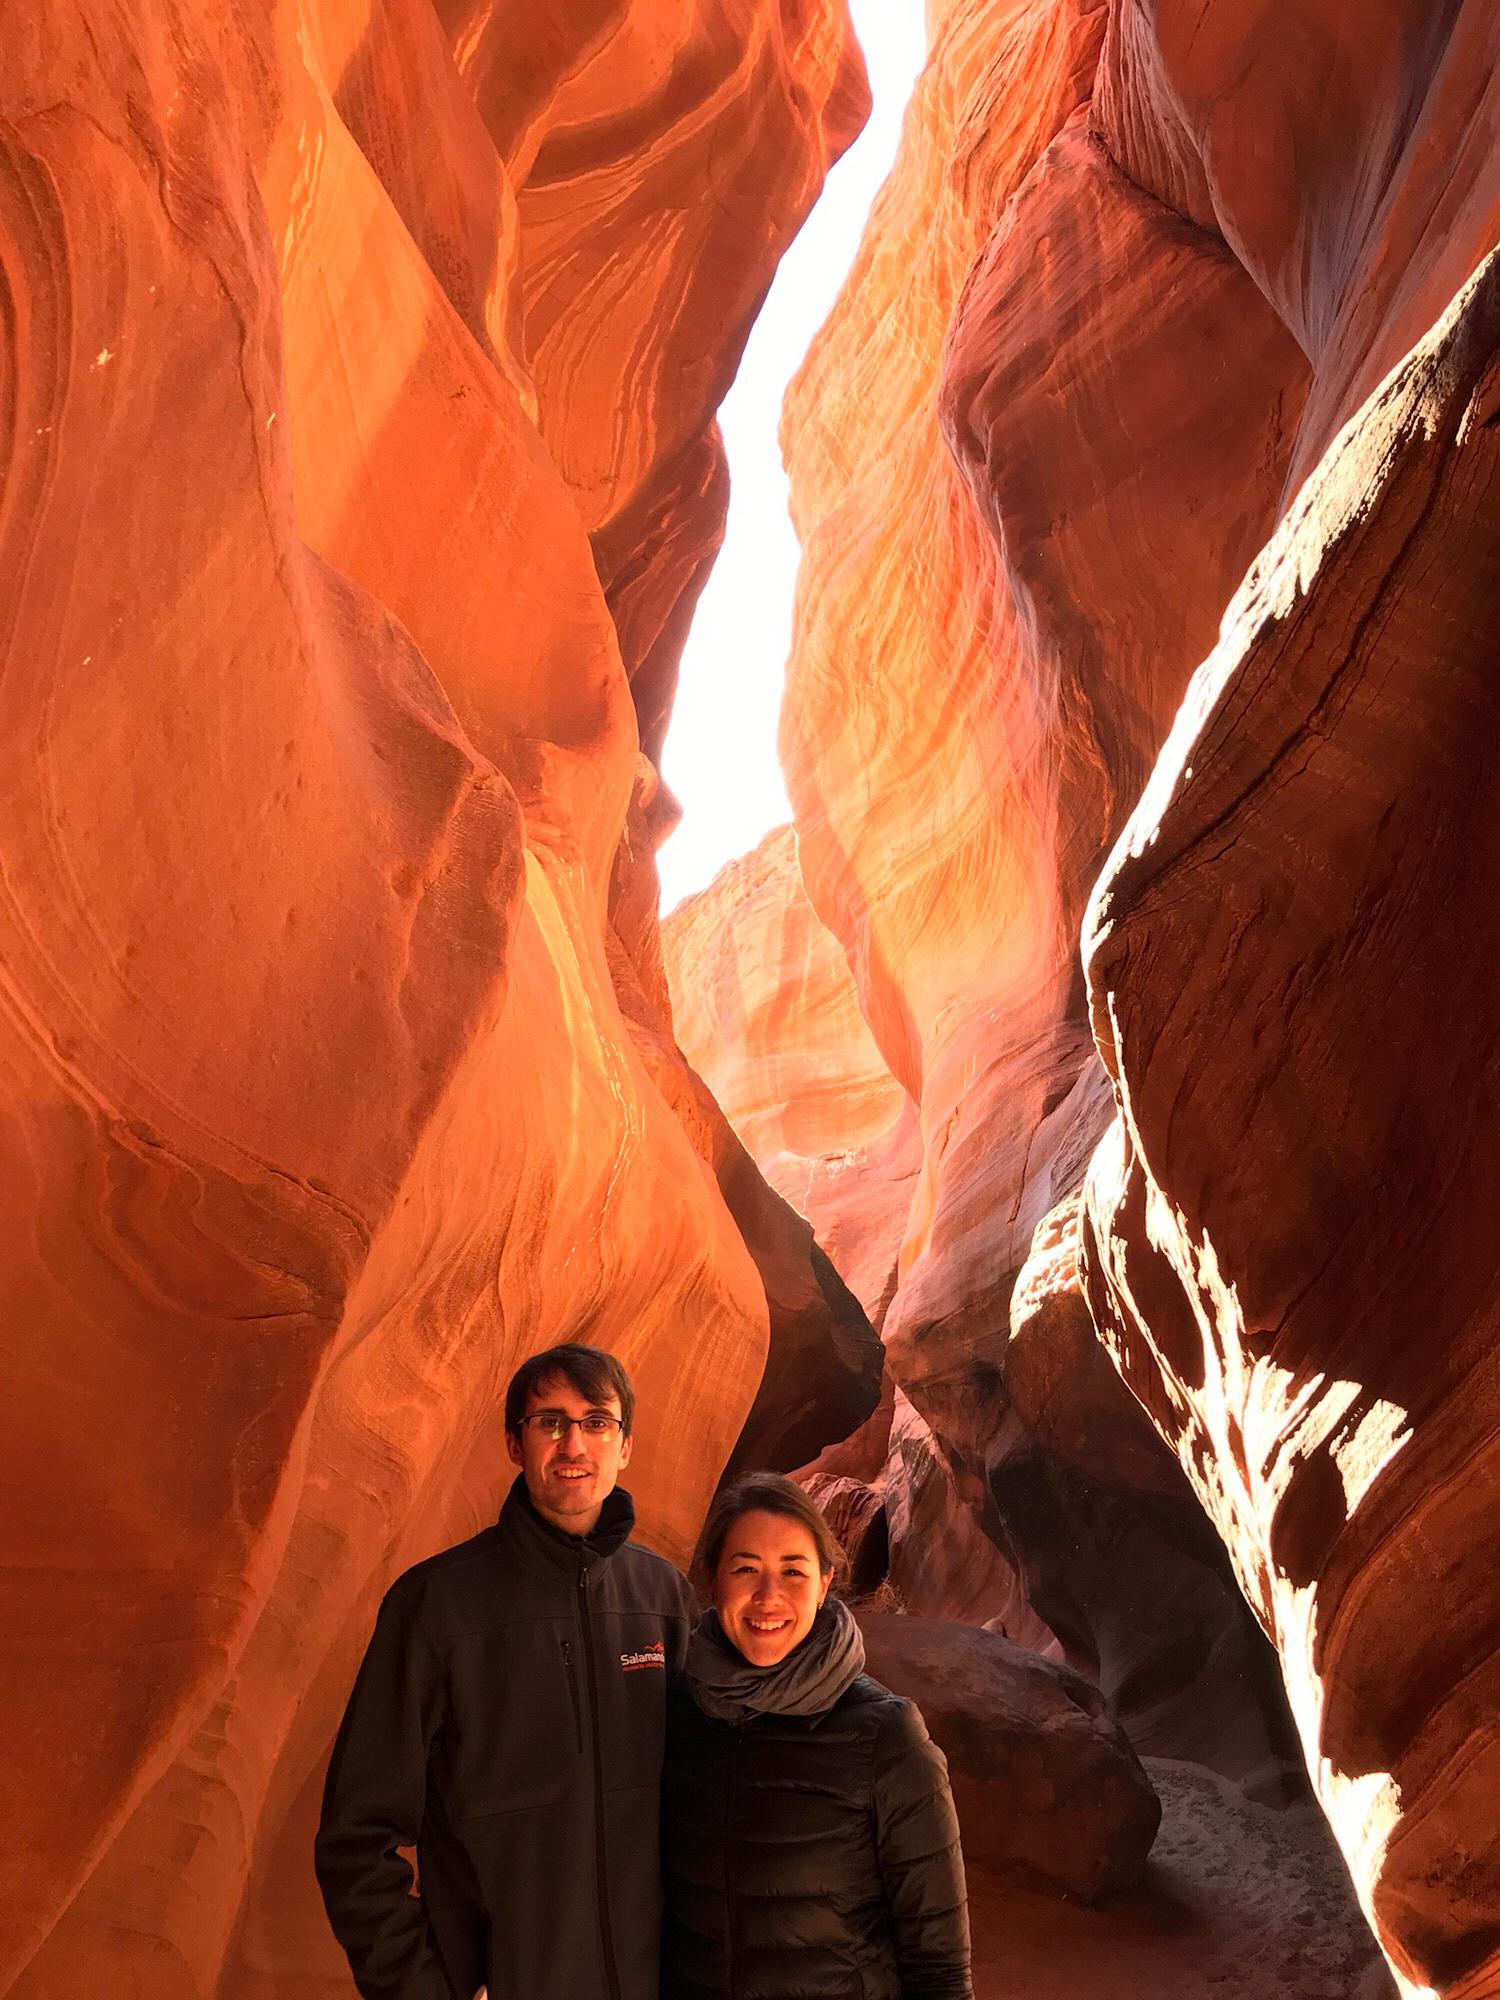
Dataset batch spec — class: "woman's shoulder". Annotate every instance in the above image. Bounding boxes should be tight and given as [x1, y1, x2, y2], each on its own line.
[840, 1670, 906, 1709]
[836, 1673, 924, 1729]
[836, 1675, 940, 1756]
[840, 1670, 896, 1708]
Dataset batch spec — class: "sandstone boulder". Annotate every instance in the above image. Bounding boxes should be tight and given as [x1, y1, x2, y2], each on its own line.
[857, 1610, 1160, 1903]
[968, 1760, 1397, 2000]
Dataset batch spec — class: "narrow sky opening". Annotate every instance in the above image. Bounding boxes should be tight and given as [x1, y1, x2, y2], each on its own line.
[657, 2, 926, 914]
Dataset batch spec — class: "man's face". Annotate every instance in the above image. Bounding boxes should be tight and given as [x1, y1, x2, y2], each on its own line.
[505, 1373, 632, 1536]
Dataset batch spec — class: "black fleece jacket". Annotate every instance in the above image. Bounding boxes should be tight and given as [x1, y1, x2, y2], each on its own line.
[315, 1484, 696, 2000]
[662, 1672, 972, 2000]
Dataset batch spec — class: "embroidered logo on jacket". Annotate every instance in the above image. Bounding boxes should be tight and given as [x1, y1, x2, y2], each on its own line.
[620, 1641, 666, 1672]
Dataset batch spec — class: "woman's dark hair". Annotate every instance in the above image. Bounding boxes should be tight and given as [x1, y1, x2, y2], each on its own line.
[503, 1343, 635, 1438]
[698, 1472, 846, 1581]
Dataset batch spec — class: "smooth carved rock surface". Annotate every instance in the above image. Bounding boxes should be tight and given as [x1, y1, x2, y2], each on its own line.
[608, 887, 883, 1481]
[0, 3, 866, 1995]
[665, 824, 919, 1324]
[782, 3, 1309, 1405]
[775, 7, 1312, 1797]
[856, 1610, 1161, 1904]
[800, 1381, 1056, 1647]
[764, 1, 1500, 1990]
[883, 1388, 1055, 1646]
[1081, 253, 1500, 2000]
[755, 0, 1311, 1792]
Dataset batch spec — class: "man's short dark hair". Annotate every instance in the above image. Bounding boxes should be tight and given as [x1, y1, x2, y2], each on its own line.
[504, 1343, 636, 1438]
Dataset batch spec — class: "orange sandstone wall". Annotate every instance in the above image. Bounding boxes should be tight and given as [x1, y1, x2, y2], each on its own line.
[664, 825, 919, 1324]
[782, 0, 1307, 1449]
[0, 2, 869, 1994]
[768, 0, 1310, 1795]
[761, 0, 1500, 1991]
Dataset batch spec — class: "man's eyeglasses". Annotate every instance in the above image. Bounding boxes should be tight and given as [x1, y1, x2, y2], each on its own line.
[519, 1412, 625, 1441]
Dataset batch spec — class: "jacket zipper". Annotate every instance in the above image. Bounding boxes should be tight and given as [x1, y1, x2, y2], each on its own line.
[724, 1722, 744, 1999]
[561, 1638, 583, 1755]
[579, 1554, 623, 2000]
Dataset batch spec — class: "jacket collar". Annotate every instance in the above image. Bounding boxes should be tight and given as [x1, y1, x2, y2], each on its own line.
[496, 1479, 636, 1580]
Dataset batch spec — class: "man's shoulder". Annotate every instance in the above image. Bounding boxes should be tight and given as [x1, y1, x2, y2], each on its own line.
[612, 1537, 696, 1608]
[615, 1535, 678, 1575]
[379, 1521, 508, 1617]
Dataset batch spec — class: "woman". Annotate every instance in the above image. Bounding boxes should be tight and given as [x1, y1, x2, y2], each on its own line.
[662, 1472, 972, 2000]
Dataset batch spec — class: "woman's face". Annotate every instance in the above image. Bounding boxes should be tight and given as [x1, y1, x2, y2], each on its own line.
[713, 1507, 832, 1667]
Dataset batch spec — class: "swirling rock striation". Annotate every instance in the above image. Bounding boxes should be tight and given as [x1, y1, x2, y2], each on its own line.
[0, 2, 868, 1994]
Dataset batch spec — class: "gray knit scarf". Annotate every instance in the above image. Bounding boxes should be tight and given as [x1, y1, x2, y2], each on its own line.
[685, 1595, 866, 1726]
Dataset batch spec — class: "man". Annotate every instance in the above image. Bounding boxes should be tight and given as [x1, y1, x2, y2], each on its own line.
[316, 1344, 697, 2000]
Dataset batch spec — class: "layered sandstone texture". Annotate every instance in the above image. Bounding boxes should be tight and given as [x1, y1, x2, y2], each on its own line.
[0, 4, 874, 1995]
[703, 0, 1499, 1994]
[1080, 252, 1500, 1999]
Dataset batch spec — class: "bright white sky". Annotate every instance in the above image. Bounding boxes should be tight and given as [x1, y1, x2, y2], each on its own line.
[657, 3, 927, 913]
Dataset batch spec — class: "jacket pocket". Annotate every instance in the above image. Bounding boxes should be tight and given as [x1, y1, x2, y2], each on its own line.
[443, 1624, 582, 1819]
[561, 1638, 583, 1754]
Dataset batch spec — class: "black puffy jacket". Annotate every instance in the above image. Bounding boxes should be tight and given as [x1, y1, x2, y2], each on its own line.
[661, 1672, 972, 2000]
[316, 1484, 696, 2000]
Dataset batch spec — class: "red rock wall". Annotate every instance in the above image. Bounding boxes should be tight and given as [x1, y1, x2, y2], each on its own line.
[762, 0, 1312, 1795]
[782, 0, 1307, 1441]
[0, 3, 868, 1993]
[1080, 253, 1500, 1998]
[761, 0, 1499, 1990]
[668, 841, 1301, 1796]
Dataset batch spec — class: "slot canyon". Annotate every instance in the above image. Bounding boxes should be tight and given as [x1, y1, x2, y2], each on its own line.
[2, 1, 1497, 1997]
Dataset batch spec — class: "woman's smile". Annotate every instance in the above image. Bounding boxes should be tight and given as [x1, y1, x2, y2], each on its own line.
[715, 1508, 831, 1666]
